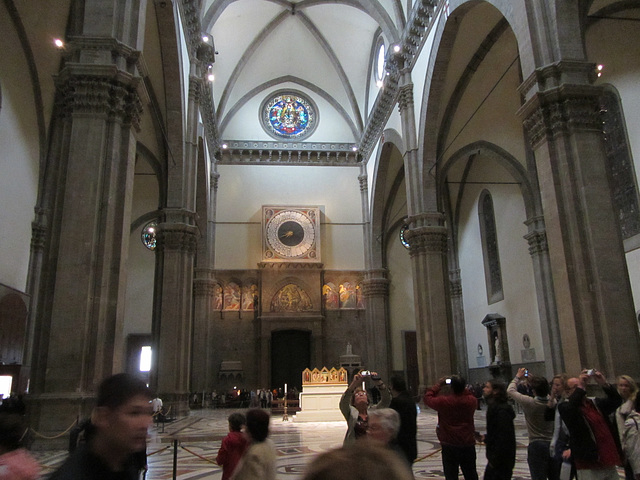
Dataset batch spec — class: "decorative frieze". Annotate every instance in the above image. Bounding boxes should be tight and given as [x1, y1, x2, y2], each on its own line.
[397, 82, 415, 114]
[217, 142, 361, 166]
[258, 262, 323, 270]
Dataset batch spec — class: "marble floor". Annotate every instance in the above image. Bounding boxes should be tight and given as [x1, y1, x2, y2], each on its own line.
[35, 406, 543, 479]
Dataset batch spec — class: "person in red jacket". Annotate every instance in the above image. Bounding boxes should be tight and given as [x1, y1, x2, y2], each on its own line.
[424, 375, 479, 480]
[216, 412, 249, 480]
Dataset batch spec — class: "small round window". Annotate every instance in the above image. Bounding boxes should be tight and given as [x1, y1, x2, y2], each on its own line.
[400, 224, 410, 249]
[375, 42, 386, 82]
[141, 221, 157, 251]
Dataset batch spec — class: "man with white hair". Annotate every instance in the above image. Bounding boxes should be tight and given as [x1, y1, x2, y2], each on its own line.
[368, 408, 413, 472]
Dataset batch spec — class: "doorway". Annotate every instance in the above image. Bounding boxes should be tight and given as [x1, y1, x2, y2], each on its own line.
[271, 330, 311, 391]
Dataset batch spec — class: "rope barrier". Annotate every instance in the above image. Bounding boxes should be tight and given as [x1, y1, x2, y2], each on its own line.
[29, 421, 77, 439]
[147, 445, 171, 456]
[414, 447, 442, 462]
[180, 444, 218, 465]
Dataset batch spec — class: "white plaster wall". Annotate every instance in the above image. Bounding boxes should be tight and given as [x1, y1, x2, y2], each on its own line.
[123, 230, 155, 337]
[215, 164, 364, 270]
[387, 186, 415, 372]
[0, 9, 40, 291]
[176, 4, 189, 140]
[457, 162, 541, 370]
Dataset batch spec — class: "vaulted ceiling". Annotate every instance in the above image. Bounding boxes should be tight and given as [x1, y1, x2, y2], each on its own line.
[200, 0, 410, 148]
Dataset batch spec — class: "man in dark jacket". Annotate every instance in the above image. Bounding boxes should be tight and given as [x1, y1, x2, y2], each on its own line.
[389, 375, 417, 464]
[558, 369, 622, 480]
[425, 375, 478, 480]
[49, 373, 153, 480]
[478, 379, 516, 480]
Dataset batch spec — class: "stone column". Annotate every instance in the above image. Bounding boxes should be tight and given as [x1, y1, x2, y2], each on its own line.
[519, 61, 640, 378]
[396, 68, 453, 385]
[404, 214, 453, 385]
[154, 219, 198, 413]
[361, 271, 391, 380]
[523, 215, 563, 378]
[27, 35, 143, 440]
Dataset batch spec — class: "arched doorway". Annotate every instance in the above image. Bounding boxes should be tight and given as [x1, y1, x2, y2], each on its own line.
[271, 330, 310, 391]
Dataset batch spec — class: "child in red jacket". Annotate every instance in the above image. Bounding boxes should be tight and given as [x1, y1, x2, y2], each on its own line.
[216, 412, 249, 480]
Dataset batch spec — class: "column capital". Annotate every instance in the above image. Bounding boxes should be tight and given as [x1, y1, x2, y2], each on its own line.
[523, 216, 549, 256]
[358, 173, 368, 192]
[361, 277, 390, 298]
[156, 223, 199, 254]
[193, 278, 216, 297]
[449, 268, 462, 298]
[518, 83, 602, 149]
[405, 225, 448, 256]
[397, 81, 414, 114]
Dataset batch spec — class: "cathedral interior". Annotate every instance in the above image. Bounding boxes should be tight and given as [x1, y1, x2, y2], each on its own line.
[1, 0, 640, 440]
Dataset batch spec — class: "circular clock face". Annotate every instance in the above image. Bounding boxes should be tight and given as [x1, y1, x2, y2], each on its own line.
[266, 210, 316, 258]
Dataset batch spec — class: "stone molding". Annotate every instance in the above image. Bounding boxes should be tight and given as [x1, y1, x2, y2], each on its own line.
[406, 211, 445, 228]
[405, 226, 448, 256]
[360, 277, 390, 298]
[156, 223, 199, 254]
[258, 262, 324, 270]
[210, 171, 220, 190]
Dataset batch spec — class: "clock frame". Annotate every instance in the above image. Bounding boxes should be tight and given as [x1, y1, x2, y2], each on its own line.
[263, 206, 321, 262]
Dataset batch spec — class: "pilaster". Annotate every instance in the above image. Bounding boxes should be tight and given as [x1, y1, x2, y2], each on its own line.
[523, 216, 562, 378]
[361, 270, 391, 379]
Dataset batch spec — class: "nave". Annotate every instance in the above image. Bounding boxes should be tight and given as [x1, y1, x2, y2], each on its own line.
[35, 407, 539, 479]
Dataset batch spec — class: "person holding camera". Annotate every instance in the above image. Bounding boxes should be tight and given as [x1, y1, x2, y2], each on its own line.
[340, 371, 391, 445]
[558, 369, 622, 480]
[424, 375, 478, 480]
[508, 368, 556, 480]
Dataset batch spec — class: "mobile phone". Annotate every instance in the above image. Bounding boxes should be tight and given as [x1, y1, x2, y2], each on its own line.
[360, 370, 371, 376]
[586, 369, 595, 376]
[445, 378, 452, 384]
[524, 369, 529, 377]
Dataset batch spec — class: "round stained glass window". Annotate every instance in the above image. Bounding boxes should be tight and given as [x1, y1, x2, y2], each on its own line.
[141, 221, 157, 251]
[260, 91, 318, 140]
[400, 224, 410, 249]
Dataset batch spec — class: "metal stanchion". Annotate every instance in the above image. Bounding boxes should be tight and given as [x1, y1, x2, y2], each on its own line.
[282, 395, 288, 421]
[172, 439, 178, 480]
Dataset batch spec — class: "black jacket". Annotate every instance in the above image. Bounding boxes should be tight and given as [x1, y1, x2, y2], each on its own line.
[557, 383, 622, 462]
[390, 390, 418, 463]
[485, 400, 516, 470]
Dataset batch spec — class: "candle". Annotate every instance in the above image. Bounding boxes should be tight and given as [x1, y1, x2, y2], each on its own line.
[284, 383, 287, 394]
